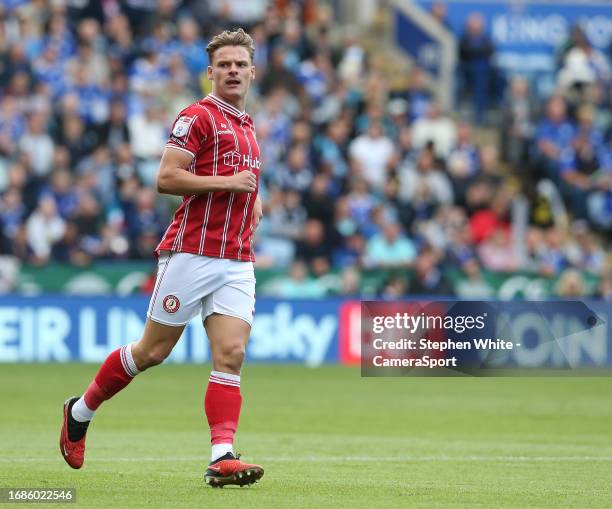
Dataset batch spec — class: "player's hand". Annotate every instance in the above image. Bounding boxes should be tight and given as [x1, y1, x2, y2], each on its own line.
[227, 171, 257, 192]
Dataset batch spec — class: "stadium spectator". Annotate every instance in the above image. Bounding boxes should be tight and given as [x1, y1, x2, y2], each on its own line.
[477, 228, 520, 272]
[398, 147, 454, 211]
[459, 12, 495, 125]
[558, 27, 610, 95]
[25, 195, 66, 263]
[19, 111, 54, 177]
[534, 95, 575, 183]
[128, 102, 166, 185]
[403, 67, 433, 122]
[411, 102, 456, 159]
[0, 253, 19, 293]
[44, 169, 79, 219]
[259, 45, 301, 96]
[538, 227, 569, 277]
[170, 18, 207, 79]
[273, 143, 313, 193]
[58, 114, 97, 166]
[447, 122, 479, 203]
[0, 186, 26, 238]
[380, 274, 409, 299]
[455, 257, 495, 298]
[595, 272, 612, 300]
[348, 120, 396, 191]
[554, 268, 588, 298]
[313, 118, 350, 180]
[559, 128, 606, 219]
[408, 249, 454, 295]
[500, 77, 536, 167]
[346, 178, 378, 233]
[297, 50, 333, 106]
[295, 218, 332, 275]
[303, 173, 335, 227]
[337, 265, 362, 296]
[364, 221, 417, 269]
[565, 221, 606, 274]
[469, 186, 512, 244]
[273, 259, 327, 298]
[98, 99, 130, 151]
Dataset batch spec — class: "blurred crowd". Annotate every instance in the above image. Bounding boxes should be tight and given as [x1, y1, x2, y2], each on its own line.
[0, 0, 611, 298]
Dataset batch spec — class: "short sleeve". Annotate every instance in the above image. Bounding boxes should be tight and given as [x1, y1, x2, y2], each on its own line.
[165, 106, 208, 158]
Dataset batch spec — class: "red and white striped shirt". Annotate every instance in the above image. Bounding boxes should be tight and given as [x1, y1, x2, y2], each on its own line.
[156, 94, 261, 262]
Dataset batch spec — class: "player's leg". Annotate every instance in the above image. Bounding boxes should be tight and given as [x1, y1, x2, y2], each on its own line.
[201, 264, 263, 487]
[60, 251, 202, 469]
[203, 313, 263, 487]
[76, 318, 185, 418]
[202, 263, 255, 461]
[60, 319, 185, 469]
[204, 312, 250, 458]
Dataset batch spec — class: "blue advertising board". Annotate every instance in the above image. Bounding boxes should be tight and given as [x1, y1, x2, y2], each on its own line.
[0, 296, 611, 368]
[415, 0, 612, 75]
[0, 296, 340, 366]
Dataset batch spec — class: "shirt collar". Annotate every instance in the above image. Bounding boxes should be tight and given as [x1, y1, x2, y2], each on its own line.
[206, 94, 247, 120]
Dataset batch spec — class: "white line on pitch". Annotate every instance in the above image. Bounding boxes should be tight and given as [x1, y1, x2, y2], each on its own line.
[2, 455, 612, 463]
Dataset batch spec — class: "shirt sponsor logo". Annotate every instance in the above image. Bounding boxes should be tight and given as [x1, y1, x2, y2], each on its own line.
[223, 150, 261, 170]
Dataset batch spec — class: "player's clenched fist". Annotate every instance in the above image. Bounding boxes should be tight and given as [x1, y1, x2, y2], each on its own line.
[227, 170, 257, 192]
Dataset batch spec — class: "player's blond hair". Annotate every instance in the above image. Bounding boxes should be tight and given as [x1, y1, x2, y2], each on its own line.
[206, 28, 255, 64]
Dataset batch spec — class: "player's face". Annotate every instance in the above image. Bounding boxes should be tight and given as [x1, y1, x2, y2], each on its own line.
[208, 46, 255, 108]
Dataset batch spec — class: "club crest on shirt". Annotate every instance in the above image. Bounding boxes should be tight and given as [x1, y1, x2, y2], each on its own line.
[172, 116, 192, 137]
[163, 295, 180, 313]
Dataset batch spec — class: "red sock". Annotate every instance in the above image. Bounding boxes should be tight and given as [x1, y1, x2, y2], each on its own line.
[83, 345, 139, 410]
[205, 371, 242, 445]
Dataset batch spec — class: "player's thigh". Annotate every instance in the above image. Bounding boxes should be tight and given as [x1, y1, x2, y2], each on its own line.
[203, 280, 254, 368]
[139, 317, 186, 356]
[201, 263, 255, 330]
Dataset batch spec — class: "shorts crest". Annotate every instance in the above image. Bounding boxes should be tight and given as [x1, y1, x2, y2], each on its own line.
[163, 295, 180, 313]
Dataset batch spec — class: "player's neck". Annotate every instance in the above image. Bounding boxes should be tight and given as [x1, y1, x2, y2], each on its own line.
[210, 92, 246, 114]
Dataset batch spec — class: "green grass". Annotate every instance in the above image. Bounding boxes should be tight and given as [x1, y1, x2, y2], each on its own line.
[0, 364, 611, 508]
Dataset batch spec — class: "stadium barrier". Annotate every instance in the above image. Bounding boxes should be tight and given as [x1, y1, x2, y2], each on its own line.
[0, 296, 610, 367]
[14, 263, 603, 299]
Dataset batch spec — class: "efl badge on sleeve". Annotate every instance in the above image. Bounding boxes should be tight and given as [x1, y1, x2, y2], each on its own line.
[172, 116, 192, 138]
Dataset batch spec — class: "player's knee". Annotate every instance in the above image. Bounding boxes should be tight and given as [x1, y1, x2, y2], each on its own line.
[133, 343, 172, 370]
[145, 348, 171, 368]
[218, 342, 245, 372]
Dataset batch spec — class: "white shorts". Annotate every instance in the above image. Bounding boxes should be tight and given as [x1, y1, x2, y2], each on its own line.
[147, 252, 256, 327]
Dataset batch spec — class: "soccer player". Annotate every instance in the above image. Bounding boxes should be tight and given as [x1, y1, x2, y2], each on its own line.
[59, 29, 264, 488]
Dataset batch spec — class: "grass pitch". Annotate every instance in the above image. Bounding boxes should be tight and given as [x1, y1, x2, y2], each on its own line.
[1, 364, 611, 508]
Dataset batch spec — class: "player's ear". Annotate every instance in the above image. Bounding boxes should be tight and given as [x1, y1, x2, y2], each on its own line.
[207, 66, 213, 80]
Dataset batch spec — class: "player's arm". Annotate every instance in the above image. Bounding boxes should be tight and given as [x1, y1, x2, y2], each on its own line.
[252, 193, 263, 229]
[157, 147, 257, 195]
